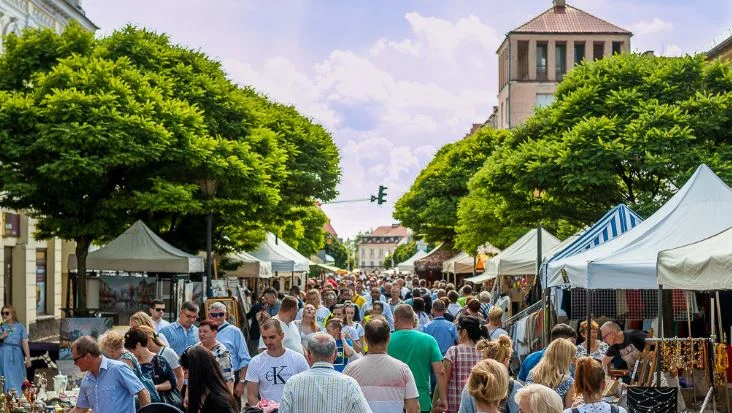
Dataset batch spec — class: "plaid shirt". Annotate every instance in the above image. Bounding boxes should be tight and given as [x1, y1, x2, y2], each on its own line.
[444, 344, 482, 412]
[195, 341, 234, 382]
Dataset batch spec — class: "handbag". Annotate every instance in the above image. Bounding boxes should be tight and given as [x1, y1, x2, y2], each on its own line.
[151, 355, 183, 408]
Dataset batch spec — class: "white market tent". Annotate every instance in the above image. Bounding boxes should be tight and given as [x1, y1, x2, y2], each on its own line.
[465, 228, 561, 283]
[397, 249, 429, 272]
[657, 226, 732, 291]
[547, 164, 732, 289]
[442, 251, 475, 275]
[249, 232, 310, 273]
[69, 220, 204, 273]
[225, 251, 273, 279]
[544, 204, 643, 287]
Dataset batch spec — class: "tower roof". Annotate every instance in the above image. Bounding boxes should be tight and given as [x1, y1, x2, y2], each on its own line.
[510, 4, 630, 34]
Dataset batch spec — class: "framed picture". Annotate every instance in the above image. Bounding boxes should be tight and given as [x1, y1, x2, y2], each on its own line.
[204, 297, 239, 326]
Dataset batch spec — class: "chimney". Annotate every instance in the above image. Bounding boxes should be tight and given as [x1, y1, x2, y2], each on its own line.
[553, 0, 566, 9]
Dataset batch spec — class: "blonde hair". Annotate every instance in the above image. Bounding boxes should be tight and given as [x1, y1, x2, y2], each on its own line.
[301, 304, 318, 332]
[515, 384, 564, 413]
[136, 324, 165, 348]
[467, 359, 509, 406]
[1, 304, 18, 323]
[487, 306, 504, 322]
[129, 311, 155, 330]
[579, 320, 599, 339]
[529, 338, 576, 389]
[99, 330, 124, 353]
[477, 335, 513, 363]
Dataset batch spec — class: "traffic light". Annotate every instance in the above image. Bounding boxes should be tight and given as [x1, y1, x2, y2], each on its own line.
[377, 185, 387, 205]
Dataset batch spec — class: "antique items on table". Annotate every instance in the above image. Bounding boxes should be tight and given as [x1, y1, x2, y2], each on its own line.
[0, 374, 75, 413]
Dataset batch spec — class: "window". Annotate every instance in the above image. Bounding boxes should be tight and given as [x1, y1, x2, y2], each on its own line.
[593, 41, 604, 61]
[2, 212, 20, 237]
[574, 42, 585, 65]
[378, 249, 384, 258]
[36, 248, 47, 314]
[536, 93, 555, 108]
[555, 42, 567, 81]
[361, 249, 365, 258]
[612, 41, 623, 55]
[536, 42, 548, 81]
[370, 261, 374, 267]
[370, 248, 374, 258]
[517, 41, 529, 80]
[4, 247, 12, 306]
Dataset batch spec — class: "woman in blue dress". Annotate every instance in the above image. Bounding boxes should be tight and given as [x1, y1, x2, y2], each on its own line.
[0, 305, 31, 392]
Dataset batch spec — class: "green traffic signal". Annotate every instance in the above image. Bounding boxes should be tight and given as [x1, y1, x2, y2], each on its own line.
[377, 185, 387, 205]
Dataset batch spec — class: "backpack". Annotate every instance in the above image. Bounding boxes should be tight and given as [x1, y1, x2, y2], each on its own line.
[572, 405, 619, 413]
[498, 379, 515, 413]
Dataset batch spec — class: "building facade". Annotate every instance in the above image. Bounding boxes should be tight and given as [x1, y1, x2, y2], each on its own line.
[708, 33, 732, 63]
[358, 224, 409, 270]
[0, 0, 96, 337]
[495, 0, 631, 129]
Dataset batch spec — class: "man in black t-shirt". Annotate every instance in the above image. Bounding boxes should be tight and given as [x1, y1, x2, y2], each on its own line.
[600, 321, 647, 371]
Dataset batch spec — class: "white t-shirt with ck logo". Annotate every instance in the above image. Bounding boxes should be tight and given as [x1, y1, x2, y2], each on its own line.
[244, 348, 309, 403]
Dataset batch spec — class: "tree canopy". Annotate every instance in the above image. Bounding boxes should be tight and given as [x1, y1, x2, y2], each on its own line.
[393, 127, 508, 244]
[0, 23, 340, 307]
[383, 241, 418, 269]
[455, 53, 732, 251]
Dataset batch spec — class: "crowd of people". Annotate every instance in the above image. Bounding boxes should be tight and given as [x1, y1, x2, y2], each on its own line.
[1, 270, 652, 413]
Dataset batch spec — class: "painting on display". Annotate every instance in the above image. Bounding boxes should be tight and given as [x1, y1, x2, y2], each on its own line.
[184, 281, 203, 306]
[58, 317, 113, 376]
[98, 275, 157, 313]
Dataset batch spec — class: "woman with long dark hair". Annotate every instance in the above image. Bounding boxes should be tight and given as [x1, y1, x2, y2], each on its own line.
[179, 346, 238, 413]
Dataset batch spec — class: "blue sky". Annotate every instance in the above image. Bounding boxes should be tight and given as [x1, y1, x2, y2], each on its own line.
[84, 0, 732, 240]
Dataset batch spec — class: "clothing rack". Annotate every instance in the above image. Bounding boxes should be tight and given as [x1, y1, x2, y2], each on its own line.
[504, 299, 542, 327]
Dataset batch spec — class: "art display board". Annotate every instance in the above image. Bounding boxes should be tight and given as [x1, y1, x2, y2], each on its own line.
[58, 317, 113, 377]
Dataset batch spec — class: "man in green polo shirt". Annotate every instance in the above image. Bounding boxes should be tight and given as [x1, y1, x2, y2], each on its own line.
[387, 304, 447, 413]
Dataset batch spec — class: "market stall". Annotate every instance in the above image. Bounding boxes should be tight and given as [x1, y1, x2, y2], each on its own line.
[442, 251, 477, 285]
[248, 232, 309, 291]
[414, 243, 458, 283]
[396, 249, 428, 273]
[225, 251, 273, 279]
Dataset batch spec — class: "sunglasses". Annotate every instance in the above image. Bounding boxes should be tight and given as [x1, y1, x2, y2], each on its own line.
[210, 312, 225, 318]
[154, 308, 165, 312]
[1, 312, 10, 316]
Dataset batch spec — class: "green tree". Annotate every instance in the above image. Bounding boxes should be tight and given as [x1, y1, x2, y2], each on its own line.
[383, 241, 418, 269]
[456, 53, 732, 249]
[393, 127, 507, 243]
[277, 205, 327, 257]
[324, 234, 349, 269]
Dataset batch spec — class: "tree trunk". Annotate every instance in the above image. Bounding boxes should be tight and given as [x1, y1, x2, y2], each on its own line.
[75, 236, 91, 312]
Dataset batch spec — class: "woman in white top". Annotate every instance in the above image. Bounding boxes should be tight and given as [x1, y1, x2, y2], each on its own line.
[294, 304, 320, 349]
[575, 320, 609, 361]
[565, 357, 627, 413]
[343, 304, 364, 353]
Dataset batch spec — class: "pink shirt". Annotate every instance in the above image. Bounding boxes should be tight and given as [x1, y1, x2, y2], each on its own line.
[344, 353, 419, 413]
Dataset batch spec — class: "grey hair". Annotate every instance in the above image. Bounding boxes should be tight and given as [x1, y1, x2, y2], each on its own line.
[208, 301, 227, 311]
[307, 332, 337, 361]
[479, 291, 492, 303]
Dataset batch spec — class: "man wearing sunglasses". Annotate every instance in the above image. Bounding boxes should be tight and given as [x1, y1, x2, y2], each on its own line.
[69, 336, 151, 413]
[149, 299, 170, 333]
[208, 301, 251, 405]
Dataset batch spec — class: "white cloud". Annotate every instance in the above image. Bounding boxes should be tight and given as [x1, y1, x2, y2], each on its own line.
[630, 17, 672, 35]
[661, 44, 684, 57]
[222, 12, 502, 238]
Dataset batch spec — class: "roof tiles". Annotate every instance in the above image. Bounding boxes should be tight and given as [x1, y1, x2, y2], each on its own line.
[511, 5, 630, 34]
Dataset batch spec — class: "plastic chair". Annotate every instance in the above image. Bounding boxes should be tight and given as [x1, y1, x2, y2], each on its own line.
[137, 402, 185, 413]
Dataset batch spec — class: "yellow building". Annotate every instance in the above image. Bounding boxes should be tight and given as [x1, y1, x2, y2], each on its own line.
[708, 34, 732, 63]
[358, 224, 409, 270]
[1, 0, 97, 338]
[495, 0, 632, 129]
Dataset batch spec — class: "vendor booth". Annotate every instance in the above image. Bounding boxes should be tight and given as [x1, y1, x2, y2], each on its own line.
[225, 251, 273, 279]
[414, 243, 457, 283]
[442, 251, 476, 284]
[249, 232, 309, 291]
[397, 249, 428, 273]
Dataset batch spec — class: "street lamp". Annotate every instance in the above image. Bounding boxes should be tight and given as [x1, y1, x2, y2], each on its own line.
[199, 179, 217, 299]
[532, 188, 549, 347]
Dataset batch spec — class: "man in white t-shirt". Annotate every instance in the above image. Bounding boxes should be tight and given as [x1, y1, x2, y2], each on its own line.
[259, 296, 304, 354]
[344, 318, 419, 413]
[246, 318, 309, 405]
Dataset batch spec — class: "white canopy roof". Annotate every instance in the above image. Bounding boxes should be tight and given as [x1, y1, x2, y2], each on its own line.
[69, 220, 204, 273]
[442, 251, 475, 274]
[550, 164, 732, 289]
[225, 251, 273, 279]
[249, 233, 310, 273]
[544, 204, 643, 287]
[397, 249, 429, 272]
[657, 226, 732, 290]
[465, 228, 561, 283]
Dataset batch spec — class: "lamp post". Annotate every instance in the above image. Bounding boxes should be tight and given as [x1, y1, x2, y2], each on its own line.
[199, 179, 217, 299]
[532, 188, 549, 347]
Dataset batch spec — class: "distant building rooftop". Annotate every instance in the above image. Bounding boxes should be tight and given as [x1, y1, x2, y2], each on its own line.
[510, 1, 631, 35]
[363, 224, 409, 238]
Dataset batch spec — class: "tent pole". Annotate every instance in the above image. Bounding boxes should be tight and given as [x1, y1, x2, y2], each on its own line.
[586, 289, 592, 350]
[656, 283, 663, 387]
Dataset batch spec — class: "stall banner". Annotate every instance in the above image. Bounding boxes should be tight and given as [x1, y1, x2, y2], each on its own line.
[58, 317, 113, 376]
[98, 275, 157, 312]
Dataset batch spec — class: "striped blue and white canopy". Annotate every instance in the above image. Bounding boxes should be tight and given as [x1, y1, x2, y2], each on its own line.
[543, 204, 642, 286]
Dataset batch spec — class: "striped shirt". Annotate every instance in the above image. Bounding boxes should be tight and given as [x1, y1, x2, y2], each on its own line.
[279, 362, 372, 413]
[158, 321, 199, 356]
